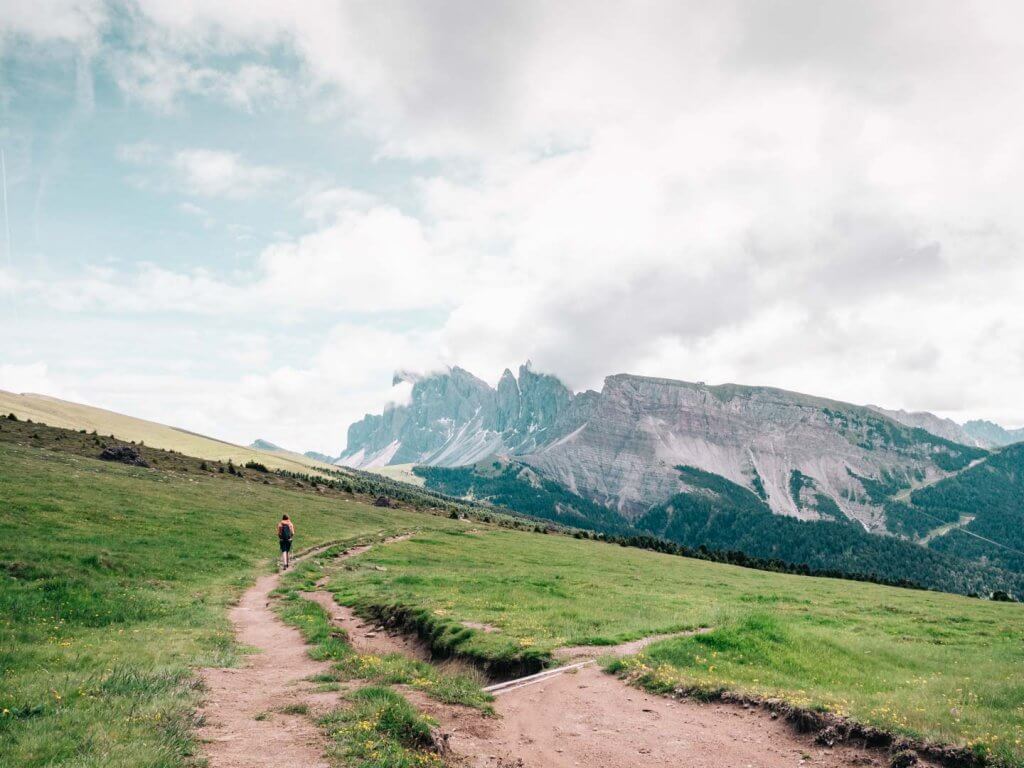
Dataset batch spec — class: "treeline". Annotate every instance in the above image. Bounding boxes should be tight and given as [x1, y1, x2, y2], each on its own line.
[636, 465, 1024, 598]
[573, 530, 934, 591]
[413, 463, 634, 535]
[915, 443, 1024, 573]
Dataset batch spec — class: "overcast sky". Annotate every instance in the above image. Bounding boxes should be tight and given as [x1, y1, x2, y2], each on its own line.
[2, 1, 1023, 454]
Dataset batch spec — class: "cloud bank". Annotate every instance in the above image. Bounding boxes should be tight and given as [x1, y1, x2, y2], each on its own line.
[3, 1, 1024, 452]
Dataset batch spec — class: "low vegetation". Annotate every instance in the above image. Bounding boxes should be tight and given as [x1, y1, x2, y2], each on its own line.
[319, 686, 443, 768]
[4, 416, 1023, 766]
[915, 444, 1024, 573]
[332, 528, 1024, 765]
[0, 437, 454, 767]
[419, 460, 1024, 596]
[273, 544, 493, 712]
[415, 461, 632, 534]
[0, 391, 332, 475]
[638, 466, 1023, 596]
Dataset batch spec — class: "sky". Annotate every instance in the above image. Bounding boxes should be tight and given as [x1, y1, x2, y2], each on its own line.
[1, 1, 1024, 455]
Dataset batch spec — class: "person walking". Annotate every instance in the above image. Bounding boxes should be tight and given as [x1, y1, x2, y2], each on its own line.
[277, 514, 295, 569]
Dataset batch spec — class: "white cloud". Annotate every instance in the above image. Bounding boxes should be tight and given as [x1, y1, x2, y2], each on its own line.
[298, 186, 378, 223]
[0, 0, 106, 48]
[22, 203, 454, 315]
[172, 149, 285, 198]
[0, 362, 59, 395]
[118, 143, 287, 198]
[7, 0, 1024, 444]
[110, 52, 291, 111]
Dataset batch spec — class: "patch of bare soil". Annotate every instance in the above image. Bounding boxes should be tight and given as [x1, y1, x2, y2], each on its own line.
[309, 579, 927, 768]
[196, 538, 406, 767]
[197, 571, 333, 768]
[448, 664, 931, 768]
[462, 620, 500, 633]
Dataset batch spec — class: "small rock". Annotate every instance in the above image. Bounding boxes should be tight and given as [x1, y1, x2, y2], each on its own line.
[99, 445, 149, 467]
[889, 750, 918, 768]
[815, 725, 841, 747]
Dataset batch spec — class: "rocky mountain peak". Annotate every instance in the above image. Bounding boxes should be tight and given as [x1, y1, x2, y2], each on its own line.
[339, 363, 583, 469]
[338, 364, 988, 532]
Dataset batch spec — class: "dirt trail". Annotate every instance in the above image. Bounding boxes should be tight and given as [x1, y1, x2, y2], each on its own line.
[197, 537, 414, 768]
[202, 535, 931, 768]
[310, 575, 926, 768]
[442, 665, 904, 768]
[197, 570, 332, 768]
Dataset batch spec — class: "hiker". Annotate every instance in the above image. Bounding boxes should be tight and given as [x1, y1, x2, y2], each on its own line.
[277, 514, 295, 569]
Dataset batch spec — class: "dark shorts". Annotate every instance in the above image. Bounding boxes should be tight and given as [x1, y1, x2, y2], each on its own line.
[279, 538, 292, 552]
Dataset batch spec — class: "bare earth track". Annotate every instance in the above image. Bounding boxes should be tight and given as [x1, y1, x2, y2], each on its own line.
[199, 538, 937, 768]
[197, 570, 332, 768]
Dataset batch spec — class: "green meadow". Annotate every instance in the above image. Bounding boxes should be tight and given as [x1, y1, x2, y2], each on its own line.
[0, 440, 456, 768]
[333, 528, 1024, 765]
[3, 428, 1024, 767]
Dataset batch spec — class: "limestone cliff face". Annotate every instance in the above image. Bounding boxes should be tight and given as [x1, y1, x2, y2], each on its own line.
[338, 363, 582, 468]
[338, 367, 985, 529]
[525, 376, 982, 527]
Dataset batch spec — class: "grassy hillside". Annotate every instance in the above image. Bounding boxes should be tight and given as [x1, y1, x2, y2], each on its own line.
[366, 462, 426, 487]
[0, 390, 332, 475]
[332, 530, 1024, 765]
[4, 418, 1024, 766]
[0, 437, 462, 767]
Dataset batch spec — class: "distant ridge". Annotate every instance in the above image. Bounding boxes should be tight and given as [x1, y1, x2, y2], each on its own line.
[339, 364, 988, 528]
[0, 390, 335, 476]
[963, 419, 1024, 447]
[249, 438, 285, 451]
[303, 450, 338, 464]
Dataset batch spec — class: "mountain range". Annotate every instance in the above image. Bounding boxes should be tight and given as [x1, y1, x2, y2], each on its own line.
[337, 364, 1024, 596]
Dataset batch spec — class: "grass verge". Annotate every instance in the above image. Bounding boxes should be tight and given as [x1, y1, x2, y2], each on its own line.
[329, 528, 1024, 765]
[0, 441, 457, 767]
[608, 612, 1022, 766]
[274, 541, 493, 712]
[320, 686, 443, 768]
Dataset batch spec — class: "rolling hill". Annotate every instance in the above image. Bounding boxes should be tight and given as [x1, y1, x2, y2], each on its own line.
[2, 415, 1022, 766]
[0, 390, 335, 476]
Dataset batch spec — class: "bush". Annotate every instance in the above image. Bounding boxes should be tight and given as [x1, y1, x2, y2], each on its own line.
[244, 460, 269, 473]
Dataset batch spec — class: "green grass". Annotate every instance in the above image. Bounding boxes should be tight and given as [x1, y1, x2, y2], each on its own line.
[274, 543, 493, 711]
[6, 420, 1024, 765]
[319, 686, 442, 768]
[0, 440, 458, 768]
[334, 653, 493, 712]
[331, 528, 1024, 765]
